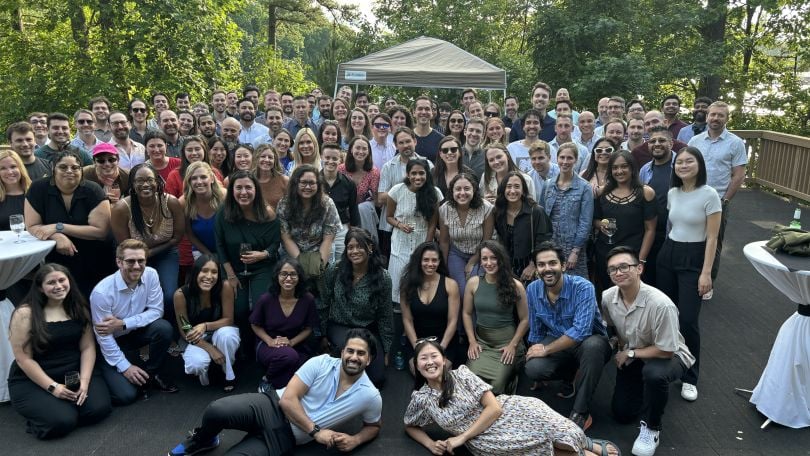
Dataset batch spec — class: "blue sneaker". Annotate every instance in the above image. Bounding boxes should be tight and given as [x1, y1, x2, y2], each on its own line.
[168, 428, 220, 456]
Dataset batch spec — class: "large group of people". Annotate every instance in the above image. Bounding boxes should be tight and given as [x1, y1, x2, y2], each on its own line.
[0, 82, 746, 456]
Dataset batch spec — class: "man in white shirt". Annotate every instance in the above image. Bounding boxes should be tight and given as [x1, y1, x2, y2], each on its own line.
[238, 98, 272, 147]
[108, 111, 145, 171]
[90, 239, 178, 405]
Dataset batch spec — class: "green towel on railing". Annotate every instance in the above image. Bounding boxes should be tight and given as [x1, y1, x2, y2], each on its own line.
[766, 225, 810, 256]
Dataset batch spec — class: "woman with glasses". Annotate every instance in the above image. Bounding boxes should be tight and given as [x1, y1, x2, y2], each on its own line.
[26, 151, 114, 296]
[272, 129, 295, 175]
[433, 136, 473, 200]
[655, 147, 721, 402]
[82, 143, 128, 205]
[215, 170, 280, 355]
[181, 162, 225, 259]
[581, 138, 618, 198]
[544, 143, 593, 279]
[445, 110, 467, 146]
[339, 136, 381, 243]
[145, 130, 181, 184]
[483, 103, 501, 119]
[592, 149, 656, 295]
[174, 254, 240, 392]
[251, 258, 317, 391]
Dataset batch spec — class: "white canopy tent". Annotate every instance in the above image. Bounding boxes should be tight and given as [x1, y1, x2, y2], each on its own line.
[334, 36, 507, 96]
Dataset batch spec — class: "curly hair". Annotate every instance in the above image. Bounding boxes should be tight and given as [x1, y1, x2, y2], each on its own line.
[477, 240, 518, 310]
[400, 241, 449, 305]
[127, 162, 171, 237]
[336, 228, 387, 304]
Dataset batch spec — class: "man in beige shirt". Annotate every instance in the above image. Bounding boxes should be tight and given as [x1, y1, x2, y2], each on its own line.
[601, 245, 694, 456]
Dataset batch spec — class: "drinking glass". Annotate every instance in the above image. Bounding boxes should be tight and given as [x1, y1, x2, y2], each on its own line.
[65, 371, 81, 393]
[239, 243, 252, 277]
[604, 218, 617, 245]
[9, 214, 25, 243]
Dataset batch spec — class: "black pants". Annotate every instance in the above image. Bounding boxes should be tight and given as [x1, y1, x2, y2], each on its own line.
[194, 392, 295, 456]
[712, 199, 730, 280]
[611, 356, 687, 430]
[524, 334, 612, 414]
[656, 239, 704, 385]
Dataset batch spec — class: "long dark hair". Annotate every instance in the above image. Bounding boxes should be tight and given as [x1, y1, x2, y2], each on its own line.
[478, 240, 518, 309]
[222, 169, 271, 223]
[494, 171, 533, 220]
[285, 165, 326, 227]
[207, 136, 232, 177]
[127, 162, 171, 237]
[412, 339, 455, 408]
[400, 242, 449, 305]
[267, 257, 308, 297]
[433, 135, 466, 197]
[345, 135, 373, 172]
[403, 159, 438, 221]
[17, 264, 90, 354]
[581, 137, 618, 181]
[182, 254, 223, 321]
[603, 149, 643, 196]
[317, 120, 342, 149]
[337, 228, 387, 303]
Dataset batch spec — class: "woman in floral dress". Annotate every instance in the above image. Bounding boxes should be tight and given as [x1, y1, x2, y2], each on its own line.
[404, 339, 621, 456]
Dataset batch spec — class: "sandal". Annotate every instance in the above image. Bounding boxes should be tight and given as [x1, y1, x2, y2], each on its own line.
[223, 379, 236, 393]
[584, 437, 621, 456]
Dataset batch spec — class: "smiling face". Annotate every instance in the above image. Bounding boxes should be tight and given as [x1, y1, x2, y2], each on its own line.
[486, 120, 504, 142]
[54, 155, 82, 188]
[421, 249, 440, 277]
[451, 176, 474, 206]
[479, 246, 499, 275]
[415, 343, 445, 384]
[159, 111, 179, 136]
[297, 171, 319, 199]
[40, 271, 70, 302]
[534, 250, 564, 288]
[322, 124, 339, 144]
[234, 147, 253, 171]
[110, 112, 131, 140]
[607, 252, 641, 288]
[209, 141, 226, 168]
[611, 155, 632, 185]
[674, 150, 699, 182]
[447, 114, 465, 133]
[604, 122, 624, 145]
[133, 166, 158, 199]
[188, 166, 213, 196]
[593, 140, 614, 165]
[333, 101, 349, 122]
[486, 147, 508, 174]
[117, 247, 147, 285]
[532, 87, 550, 111]
[48, 119, 71, 146]
[321, 147, 341, 173]
[179, 112, 195, 134]
[10, 130, 36, 159]
[146, 138, 167, 161]
[258, 149, 275, 172]
[439, 140, 460, 166]
[183, 140, 205, 164]
[277, 262, 299, 293]
[351, 138, 370, 164]
[346, 237, 370, 267]
[391, 111, 407, 129]
[464, 122, 483, 147]
[297, 133, 315, 160]
[212, 93, 227, 113]
[504, 175, 524, 203]
[649, 132, 673, 161]
[350, 110, 367, 132]
[232, 177, 256, 207]
[196, 260, 219, 292]
[94, 153, 119, 178]
[341, 337, 371, 377]
[530, 150, 550, 174]
[627, 118, 644, 141]
[523, 115, 542, 139]
[75, 111, 96, 136]
[407, 164, 427, 190]
[273, 133, 291, 154]
[414, 99, 432, 127]
[0, 156, 23, 188]
[556, 147, 577, 174]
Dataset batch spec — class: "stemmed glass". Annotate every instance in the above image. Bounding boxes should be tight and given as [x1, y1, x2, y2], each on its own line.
[239, 243, 252, 277]
[604, 218, 617, 245]
[9, 214, 25, 243]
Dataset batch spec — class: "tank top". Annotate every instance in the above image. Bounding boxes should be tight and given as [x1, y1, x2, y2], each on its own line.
[123, 196, 174, 243]
[9, 319, 84, 384]
[190, 213, 217, 253]
[474, 278, 515, 329]
[410, 275, 449, 338]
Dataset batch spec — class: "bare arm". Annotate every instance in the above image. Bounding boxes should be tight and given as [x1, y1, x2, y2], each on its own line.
[445, 391, 503, 451]
[723, 165, 746, 200]
[110, 199, 132, 243]
[638, 186, 657, 263]
[281, 232, 301, 259]
[441, 278, 460, 350]
[699, 211, 722, 296]
[399, 293, 418, 348]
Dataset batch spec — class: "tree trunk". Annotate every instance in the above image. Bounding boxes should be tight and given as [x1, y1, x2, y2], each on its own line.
[697, 0, 727, 100]
[268, 4, 277, 49]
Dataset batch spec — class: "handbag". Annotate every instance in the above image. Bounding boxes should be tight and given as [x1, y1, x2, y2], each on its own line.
[298, 251, 324, 278]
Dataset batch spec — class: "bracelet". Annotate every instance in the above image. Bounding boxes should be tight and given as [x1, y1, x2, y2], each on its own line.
[204, 323, 208, 332]
[639, 259, 647, 264]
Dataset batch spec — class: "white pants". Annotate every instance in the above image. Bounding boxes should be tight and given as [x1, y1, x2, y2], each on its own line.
[183, 326, 240, 381]
[331, 223, 349, 263]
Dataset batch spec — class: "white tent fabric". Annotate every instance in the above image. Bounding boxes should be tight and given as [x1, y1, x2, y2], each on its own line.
[335, 36, 507, 91]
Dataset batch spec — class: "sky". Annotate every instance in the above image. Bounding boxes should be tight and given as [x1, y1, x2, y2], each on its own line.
[336, 0, 377, 22]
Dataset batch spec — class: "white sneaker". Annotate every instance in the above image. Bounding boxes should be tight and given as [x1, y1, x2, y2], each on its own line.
[681, 383, 698, 401]
[632, 421, 660, 456]
[702, 289, 713, 300]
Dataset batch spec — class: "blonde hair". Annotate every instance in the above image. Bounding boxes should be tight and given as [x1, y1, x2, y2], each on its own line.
[291, 128, 321, 172]
[253, 144, 284, 178]
[482, 117, 507, 147]
[0, 150, 32, 202]
[182, 161, 224, 219]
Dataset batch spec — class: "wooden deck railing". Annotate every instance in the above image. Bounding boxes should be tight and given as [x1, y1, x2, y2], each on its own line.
[734, 130, 810, 202]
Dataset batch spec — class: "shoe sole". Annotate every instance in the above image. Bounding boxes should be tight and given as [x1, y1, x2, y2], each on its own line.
[168, 438, 220, 456]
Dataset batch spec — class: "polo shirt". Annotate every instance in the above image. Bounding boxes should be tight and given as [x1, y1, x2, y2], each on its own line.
[277, 354, 382, 444]
[526, 274, 606, 344]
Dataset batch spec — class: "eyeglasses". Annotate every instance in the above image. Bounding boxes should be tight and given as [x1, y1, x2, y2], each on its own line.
[95, 157, 118, 164]
[56, 165, 82, 172]
[373, 123, 390, 130]
[649, 138, 669, 144]
[607, 263, 639, 275]
[449, 118, 465, 124]
[298, 181, 318, 188]
[121, 258, 147, 266]
[76, 119, 94, 125]
[484, 111, 499, 118]
[131, 108, 147, 113]
[111, 120, 129, 126]
[279, 271, 299, 279]
[134, 177, 157, 185]
[29, 119, 47, 125]
[415, 336, 438, 346]
[594, 147, 614, 155]
[440, 146, 460, 154]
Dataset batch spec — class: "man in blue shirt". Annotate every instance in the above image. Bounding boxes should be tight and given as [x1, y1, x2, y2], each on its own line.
[524, 242, 611, 431]
[169, 328, 383, 456]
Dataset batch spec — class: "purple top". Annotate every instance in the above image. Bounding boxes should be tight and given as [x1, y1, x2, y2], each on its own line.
[249, 292, 318, 339]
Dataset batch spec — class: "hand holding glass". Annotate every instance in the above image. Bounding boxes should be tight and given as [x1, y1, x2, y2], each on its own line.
[604, 218, 617, 244]
[10, 214, 25, 243]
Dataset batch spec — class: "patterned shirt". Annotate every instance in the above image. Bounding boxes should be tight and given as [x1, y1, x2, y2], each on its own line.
[277, 195, 341, 253]
[439, 200, 493, 255]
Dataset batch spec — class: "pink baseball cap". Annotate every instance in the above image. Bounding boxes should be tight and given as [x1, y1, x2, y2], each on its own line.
[92, 142, 119, 157]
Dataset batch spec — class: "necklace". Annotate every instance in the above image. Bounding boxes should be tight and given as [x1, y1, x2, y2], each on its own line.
[142, 197, 158, 228]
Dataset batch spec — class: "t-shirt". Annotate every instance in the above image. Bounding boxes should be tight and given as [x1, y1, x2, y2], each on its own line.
[666, 185, 722, 242]
[648, 160, 672, 233]
[415, 129, 444, 164]
[24, 158, 51, 181]
[276, 354, 382, 444]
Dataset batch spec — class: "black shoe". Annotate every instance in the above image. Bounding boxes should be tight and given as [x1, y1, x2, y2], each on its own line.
[152, 374, 180, 393]
[168, 428, 220, 455]
[569, 411, 593, 431]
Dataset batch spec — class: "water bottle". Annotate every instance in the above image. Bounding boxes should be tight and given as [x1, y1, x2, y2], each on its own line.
[394, 351, 406, 370]
[789, 208, 802, 230]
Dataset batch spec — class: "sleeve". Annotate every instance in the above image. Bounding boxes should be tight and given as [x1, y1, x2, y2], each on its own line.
[248, 293, 269, 327]
[731, 138, 748, 166]
[526, 282, 543, 344]
[652, 303, 682, 353]
[533, 205, 553, 245]
[123, 268, 164, 330]
[164, 171, 183, 198]
[704, 187, 722, 215]
[376, 270, 394, 353]
[454, 365, 492, 400]
[566, 279, 598, 342]
[85, 180, 108, 204]
[370, 168, 381, 194]
[304, 293, 319, 330]
[321, 197, 341, 236]
[379, 163, 393, 192]
[361, 390, 383, 425]
[403, 390, 435, 427]
[348, 181, 361, 227]
[388, 183, 403, 202]
[25, 181, 47, 218]
[574, 183, 594, 247]
[295, 355, 325, 387]
[90, 285, 131, 373]
[593, 196, 603, 220]
[276, 197, 291, 234]
[214, 210, 233, 264]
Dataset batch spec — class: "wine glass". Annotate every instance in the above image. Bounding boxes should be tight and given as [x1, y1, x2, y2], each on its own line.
[604, 218, 617, 245]
[9, 214, 25, 243]
[65, 371, 81, 393]
[239, 243, 252, 277]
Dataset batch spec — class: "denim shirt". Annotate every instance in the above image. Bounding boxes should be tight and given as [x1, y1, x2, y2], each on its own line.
[543, 173, 593, 248]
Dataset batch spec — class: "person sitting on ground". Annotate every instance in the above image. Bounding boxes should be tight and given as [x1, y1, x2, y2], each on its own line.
[168, 328, 383, 456]
[8, 264, 112, 439]
[174, 254, 240, 392]
[404, 339, 620, 456]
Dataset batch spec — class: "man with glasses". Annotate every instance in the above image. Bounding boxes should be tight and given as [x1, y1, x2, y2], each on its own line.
[524, 241, 611, 431]
[594, 96, 627, 138]
[35, 112, 93, 165]
[639, 126, 675, 287]
[70, 109, 102, 152]
[370, 113, 396, 170]
[109, 111, 145, 171]
[627, 99, 646, 121]
[412, 96, 443, 163]
[90, 239, 179, 405]
[601, 245, 694, 456]
[631, 111, 688, 168]
[127, 99, 152, 145]
[462, 118, 485, 176]
[28, 112, 50, 147]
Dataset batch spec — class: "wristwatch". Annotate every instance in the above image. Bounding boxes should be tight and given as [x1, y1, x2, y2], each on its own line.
[308, 424, 321, 437]
[56, 222, 64, 233]
[627, 349, 636, 359]
[47, 382, 58, 393]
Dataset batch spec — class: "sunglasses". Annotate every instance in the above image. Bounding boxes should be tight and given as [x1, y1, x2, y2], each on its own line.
[131, 108, 147, 113]
[94, 157, 118, 164]
[373, 123, 390, 130]
[415, 336, 438, 346]
[594, 147, 614, 155]
[76, 119, 94, 125]
[449, 118, 465, 124]
[484, 111, 499, 118]
[440, 146, 460, 154]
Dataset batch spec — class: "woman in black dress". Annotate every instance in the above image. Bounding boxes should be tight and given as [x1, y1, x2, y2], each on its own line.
[8, 264, 111, 439]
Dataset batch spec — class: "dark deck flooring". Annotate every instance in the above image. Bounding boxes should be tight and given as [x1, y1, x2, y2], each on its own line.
[2, 188, 810, 455]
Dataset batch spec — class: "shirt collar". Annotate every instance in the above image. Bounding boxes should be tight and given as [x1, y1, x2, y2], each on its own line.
[114, 270, 143, 291]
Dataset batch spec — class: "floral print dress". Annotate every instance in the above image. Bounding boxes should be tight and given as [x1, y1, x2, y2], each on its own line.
[404, 365, 586, 456]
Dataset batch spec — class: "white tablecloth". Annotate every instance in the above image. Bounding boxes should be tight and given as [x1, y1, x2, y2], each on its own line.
[743, 241, 810, 428]
[0, 231, 56, 402]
